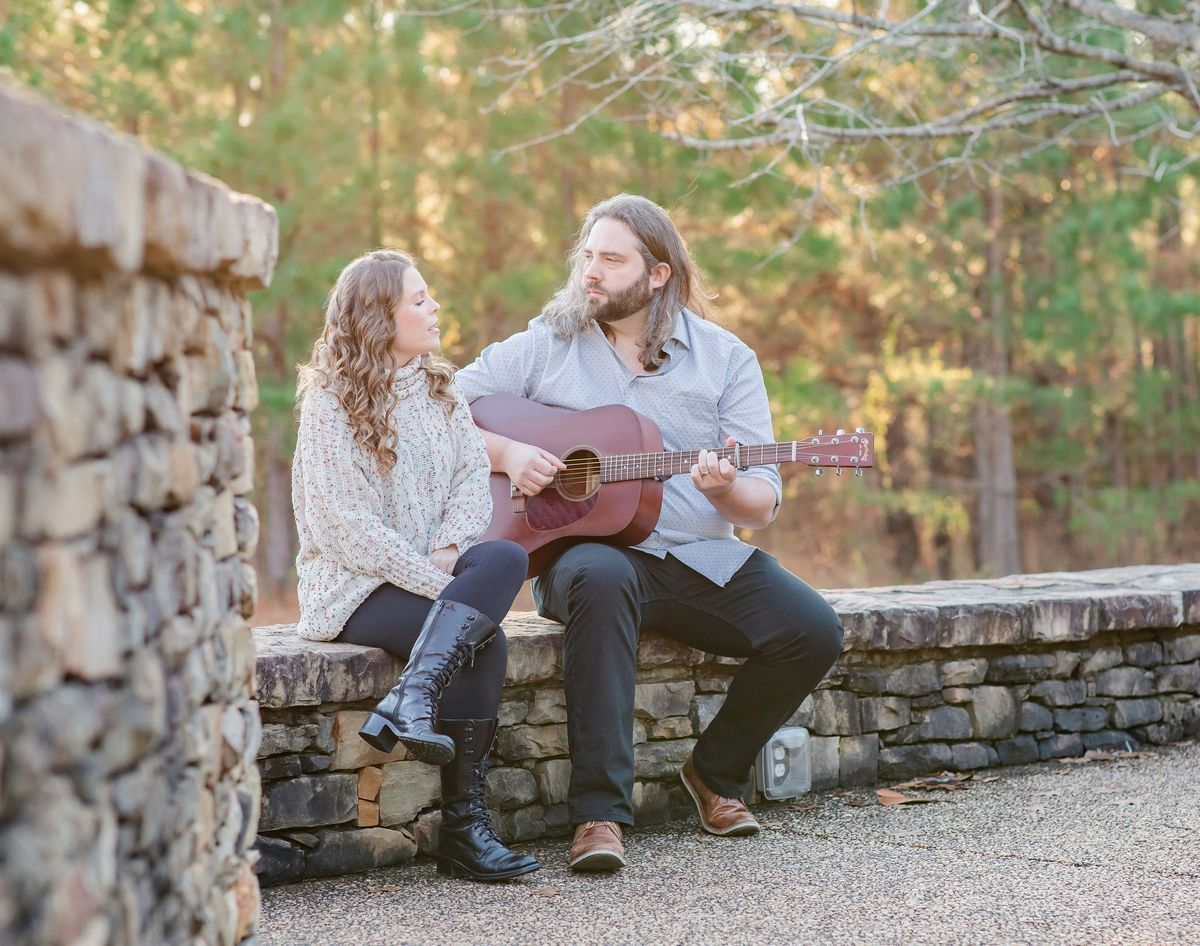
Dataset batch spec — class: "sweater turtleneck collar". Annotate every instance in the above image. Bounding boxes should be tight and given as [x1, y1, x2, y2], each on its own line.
[391, 356, 424, 392]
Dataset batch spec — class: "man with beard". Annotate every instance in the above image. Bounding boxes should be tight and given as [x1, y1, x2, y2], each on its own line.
[454, 194, 844, 872]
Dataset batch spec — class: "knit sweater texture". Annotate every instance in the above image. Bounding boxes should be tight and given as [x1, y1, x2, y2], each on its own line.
[292, 361, 492, 641]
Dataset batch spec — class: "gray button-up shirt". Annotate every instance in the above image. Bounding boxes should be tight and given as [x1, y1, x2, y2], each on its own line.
[455, 309, 782, 586]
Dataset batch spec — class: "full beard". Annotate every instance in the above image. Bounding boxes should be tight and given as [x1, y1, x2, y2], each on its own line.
[586, 276, 654, 325]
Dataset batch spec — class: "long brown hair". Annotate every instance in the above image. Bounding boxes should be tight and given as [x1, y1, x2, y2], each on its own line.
[540, 194, 716, 371]
[296, 249, 456, 474]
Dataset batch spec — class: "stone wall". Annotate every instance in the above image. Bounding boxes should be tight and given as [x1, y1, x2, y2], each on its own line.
[253, 564, 1200, 886]
[0, 85, 277, 945]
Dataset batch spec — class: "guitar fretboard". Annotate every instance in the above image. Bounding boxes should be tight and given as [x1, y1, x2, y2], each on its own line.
[599, 442, 800, 483]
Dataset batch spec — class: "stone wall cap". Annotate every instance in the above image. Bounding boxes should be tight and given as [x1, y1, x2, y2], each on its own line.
[254, 564, 1200, 707]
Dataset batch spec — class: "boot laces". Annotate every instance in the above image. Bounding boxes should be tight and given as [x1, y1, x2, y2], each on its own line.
[465, 758, 502, 842]
[426, 638, 483, 710]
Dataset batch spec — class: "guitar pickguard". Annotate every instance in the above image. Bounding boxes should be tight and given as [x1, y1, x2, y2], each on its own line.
[525, 489, 598, 532]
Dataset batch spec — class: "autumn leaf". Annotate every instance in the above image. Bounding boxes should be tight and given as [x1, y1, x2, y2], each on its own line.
[876, 788, 940, 806]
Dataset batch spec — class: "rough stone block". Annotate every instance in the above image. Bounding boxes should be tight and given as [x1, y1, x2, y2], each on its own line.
[838, 735, 879, 787]
[812, 689, 860, 735]
[968, 687, 1018, 739]
[495, 724, 568, 761]
[1078, 646, 1123, 678]
[950, 742, 997, 771]
[253, 837, 304, 887]
[1092, 667, 1154, 698]
[304, 828, 415, 879]
[995, 735, 1040, 765]
[634, 681, 695, 719]
[637, 634, 704, 667]
[858, 696, 910, 733]
[696, 674, 732, 693]
[1052, 707, 1107, 732]
[986, 654, 1057, 684]
[693, 694, 725, 731]
[1037, 733, 1084, 760]
[1026, 596, 1095, 643]
[1029, 680, 1088, 706]
[1019, 702, 1053, 732]
[259, 723, 318, 758]
[1123, 642, 1163, 668]
[1082, 730, 1138, 751]
[878, 743, 952, 781]
[492, 805, 545, 843]
[1154, 663, 1200, 694]
[485, 767, 539, 810]
[845, 668, 887, 695]
[634, 739, 696, 779]
[1164, 635, 1200, 665]
[809, 736, 840, 790]
[942, 687, 972, 704]
[891, 706, 971, 745]
[940, 659, 987, 686]
[259, 755, 302, 781]
[502, 625, 562, 687]
[648, 717, 695, 740]
[378, 762, 441, 828]
[525, 689, 567, 725]
[259, 774, 358, 832]
[633, 781, 671, 824]
[534, 759, 571, 806]
[884, 664, 940, 697]
[356, 800, 380, 828]
[1110, 699, 1163, 729]
[330, 712, 407, 770]
[358, 767, 383, 802]
[784, 694, 815, 729]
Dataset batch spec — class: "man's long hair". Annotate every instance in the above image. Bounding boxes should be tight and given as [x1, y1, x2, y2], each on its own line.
[296, 249, 457, 475]
[540, 194, 715, 371]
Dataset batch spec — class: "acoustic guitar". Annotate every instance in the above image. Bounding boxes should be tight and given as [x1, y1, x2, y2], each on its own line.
[469, 394, 874, 578]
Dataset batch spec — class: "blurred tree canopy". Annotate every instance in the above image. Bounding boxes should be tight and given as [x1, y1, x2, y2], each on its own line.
[3, 0, 1197, 601]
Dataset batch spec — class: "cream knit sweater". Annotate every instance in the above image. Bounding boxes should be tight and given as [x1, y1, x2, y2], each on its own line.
[292, 361, 493, 642]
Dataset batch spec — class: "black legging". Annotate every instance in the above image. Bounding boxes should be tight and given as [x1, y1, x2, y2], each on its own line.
[339, 540, 528, 719]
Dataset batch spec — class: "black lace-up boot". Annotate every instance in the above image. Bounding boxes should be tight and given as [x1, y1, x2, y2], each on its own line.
[358, 600, 496, 765]
[435, 718, 542, 881]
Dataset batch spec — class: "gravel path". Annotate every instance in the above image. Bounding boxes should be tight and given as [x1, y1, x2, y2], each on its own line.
[260, 741, 1200, 946]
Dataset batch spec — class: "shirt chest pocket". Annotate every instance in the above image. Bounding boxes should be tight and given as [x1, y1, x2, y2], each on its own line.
[660, 393, 721, 451]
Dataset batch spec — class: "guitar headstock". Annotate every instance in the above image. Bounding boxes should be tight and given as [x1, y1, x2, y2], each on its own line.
[798, 428, 874, 477]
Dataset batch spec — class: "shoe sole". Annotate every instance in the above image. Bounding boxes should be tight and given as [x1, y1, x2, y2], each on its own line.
[680, 767, 761, 837]
[359, 714, 455, 766]
[436, 857, 542, 881]
[569, 849, 627, 872]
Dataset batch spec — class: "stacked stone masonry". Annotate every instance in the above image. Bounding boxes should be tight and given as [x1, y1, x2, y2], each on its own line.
[0, 85, 277, 945]
[253, 563, 1200, 886]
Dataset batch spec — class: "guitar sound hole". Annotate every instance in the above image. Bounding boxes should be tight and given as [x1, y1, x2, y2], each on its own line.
[556, 448, 600, 501]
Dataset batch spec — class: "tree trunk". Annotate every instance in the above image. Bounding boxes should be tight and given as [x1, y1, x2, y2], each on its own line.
[974, 181, 1022, 576]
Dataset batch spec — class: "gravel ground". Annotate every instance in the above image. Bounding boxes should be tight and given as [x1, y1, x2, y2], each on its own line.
[260, 741, 1200, 946]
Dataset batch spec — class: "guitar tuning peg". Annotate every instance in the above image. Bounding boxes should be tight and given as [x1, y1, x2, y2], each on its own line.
[855, 427, 865, 433]
[855, 468, 863, 477]
[836, 428, 845, 436]
[817, 429, 824, 436]
[835, 467, 842, 476]
[814, 468, 824, 477]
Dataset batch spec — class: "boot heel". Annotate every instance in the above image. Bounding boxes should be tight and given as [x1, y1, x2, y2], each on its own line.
[358, 713, 399, 753]
[435, 857, 464, 878]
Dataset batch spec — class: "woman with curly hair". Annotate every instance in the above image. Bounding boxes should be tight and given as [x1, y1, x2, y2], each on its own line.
[293, 249, 540, 881]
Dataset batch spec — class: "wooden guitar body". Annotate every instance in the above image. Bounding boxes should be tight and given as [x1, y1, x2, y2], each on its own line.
[469, 394, 665, 578]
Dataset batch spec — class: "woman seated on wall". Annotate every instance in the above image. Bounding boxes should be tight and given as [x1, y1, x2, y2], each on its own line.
[292, 249, 538, 881]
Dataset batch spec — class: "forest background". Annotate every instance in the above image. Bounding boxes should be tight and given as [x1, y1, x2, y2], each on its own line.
[5, 0, 1199, 621]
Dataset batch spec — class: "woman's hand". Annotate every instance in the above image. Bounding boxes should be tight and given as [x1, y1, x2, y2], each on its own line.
[429, 545, 460, 574]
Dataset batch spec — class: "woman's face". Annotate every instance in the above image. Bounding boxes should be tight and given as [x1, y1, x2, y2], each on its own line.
[390, 266, 441, 366]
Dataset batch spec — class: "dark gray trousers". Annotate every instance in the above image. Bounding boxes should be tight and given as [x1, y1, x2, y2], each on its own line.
[533, 543, 843, 826]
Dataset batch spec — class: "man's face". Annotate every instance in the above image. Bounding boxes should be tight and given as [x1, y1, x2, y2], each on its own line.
[581, 217, 654, 325]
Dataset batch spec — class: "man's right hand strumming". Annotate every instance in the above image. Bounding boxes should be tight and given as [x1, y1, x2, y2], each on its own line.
[480, 429, 567, 496]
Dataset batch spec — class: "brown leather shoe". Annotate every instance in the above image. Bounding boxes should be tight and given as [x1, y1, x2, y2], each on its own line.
[568, 821, 626, 872]
[680, 756, 761, 837]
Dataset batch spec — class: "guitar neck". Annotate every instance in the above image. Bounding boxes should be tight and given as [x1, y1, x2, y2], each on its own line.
[598, 440, 863, 483]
